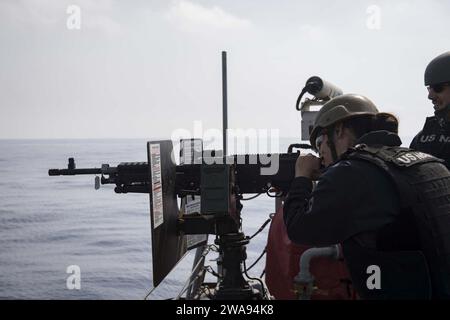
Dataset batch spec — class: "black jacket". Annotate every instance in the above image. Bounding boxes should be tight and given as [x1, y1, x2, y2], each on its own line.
[410, 116, 450, 169]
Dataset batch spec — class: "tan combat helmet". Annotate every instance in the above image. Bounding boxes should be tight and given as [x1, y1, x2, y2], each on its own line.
[309, 94, 379, 148]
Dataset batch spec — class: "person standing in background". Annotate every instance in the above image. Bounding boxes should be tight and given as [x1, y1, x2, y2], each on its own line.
[410, 52, 450, 168]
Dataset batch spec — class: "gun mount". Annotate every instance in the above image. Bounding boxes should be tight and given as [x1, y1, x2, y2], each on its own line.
[48, 140, 308, 299]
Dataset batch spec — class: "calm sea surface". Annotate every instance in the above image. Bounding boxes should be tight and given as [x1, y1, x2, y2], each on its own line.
[0, 138, 301, 299]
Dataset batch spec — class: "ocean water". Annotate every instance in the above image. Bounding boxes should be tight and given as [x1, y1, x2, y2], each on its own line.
[0, 139, 297, 300]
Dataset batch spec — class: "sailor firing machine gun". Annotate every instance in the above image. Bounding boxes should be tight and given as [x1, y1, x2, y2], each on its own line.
[49, 52, 344, 300]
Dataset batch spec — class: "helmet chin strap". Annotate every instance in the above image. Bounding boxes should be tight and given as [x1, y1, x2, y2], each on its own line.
[326, 125, 339, 163]
[434, 103, 450, 127]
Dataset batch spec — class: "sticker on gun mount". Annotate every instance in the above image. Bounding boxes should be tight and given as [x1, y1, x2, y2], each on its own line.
[150, 143, 164, 229]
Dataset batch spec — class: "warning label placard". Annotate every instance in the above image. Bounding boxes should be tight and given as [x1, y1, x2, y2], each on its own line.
[150, 143, 164, 229]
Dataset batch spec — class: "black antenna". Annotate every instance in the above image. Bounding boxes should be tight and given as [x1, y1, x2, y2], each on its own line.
[222, 51, 228, 156]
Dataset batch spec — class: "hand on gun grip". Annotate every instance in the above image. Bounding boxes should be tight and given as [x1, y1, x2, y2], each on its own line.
[295, 154, 322, 180]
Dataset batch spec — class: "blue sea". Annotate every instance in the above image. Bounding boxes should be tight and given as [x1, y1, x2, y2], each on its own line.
[0, 139, 296, 300]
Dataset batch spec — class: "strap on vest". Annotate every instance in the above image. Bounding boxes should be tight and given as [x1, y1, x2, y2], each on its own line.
[341, 144, 439, 210]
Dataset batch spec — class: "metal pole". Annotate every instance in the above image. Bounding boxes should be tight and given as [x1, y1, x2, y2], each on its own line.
[222, 51, 228, 156]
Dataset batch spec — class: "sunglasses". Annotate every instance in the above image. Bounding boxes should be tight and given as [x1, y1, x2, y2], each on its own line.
[428, 83, 450, 94]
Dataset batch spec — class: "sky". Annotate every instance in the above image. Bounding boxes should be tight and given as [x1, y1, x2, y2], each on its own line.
[0, 0, 449, 142]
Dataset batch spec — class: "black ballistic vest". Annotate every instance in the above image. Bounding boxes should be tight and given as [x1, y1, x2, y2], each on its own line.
[341, 144, 450, 299]
[411, 117, 450, 169]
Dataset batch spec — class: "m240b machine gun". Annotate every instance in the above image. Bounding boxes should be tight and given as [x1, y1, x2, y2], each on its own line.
[49, 139, 306, 300]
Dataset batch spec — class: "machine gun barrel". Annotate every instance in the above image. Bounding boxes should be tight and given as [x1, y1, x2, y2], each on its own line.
[48, 168, 102, 176]
[48, 157, 117, 177]
[48, 158, 149, 193]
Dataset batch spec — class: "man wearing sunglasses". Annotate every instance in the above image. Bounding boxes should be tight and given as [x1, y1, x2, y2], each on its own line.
[283, 94, 450, 299]
[410, 52, 450, 168]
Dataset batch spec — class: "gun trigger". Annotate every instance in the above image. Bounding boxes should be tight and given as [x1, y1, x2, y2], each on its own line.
[95, 176, 100, 190]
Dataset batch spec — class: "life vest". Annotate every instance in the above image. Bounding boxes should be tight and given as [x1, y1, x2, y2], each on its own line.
[342, 144, 450, 299]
